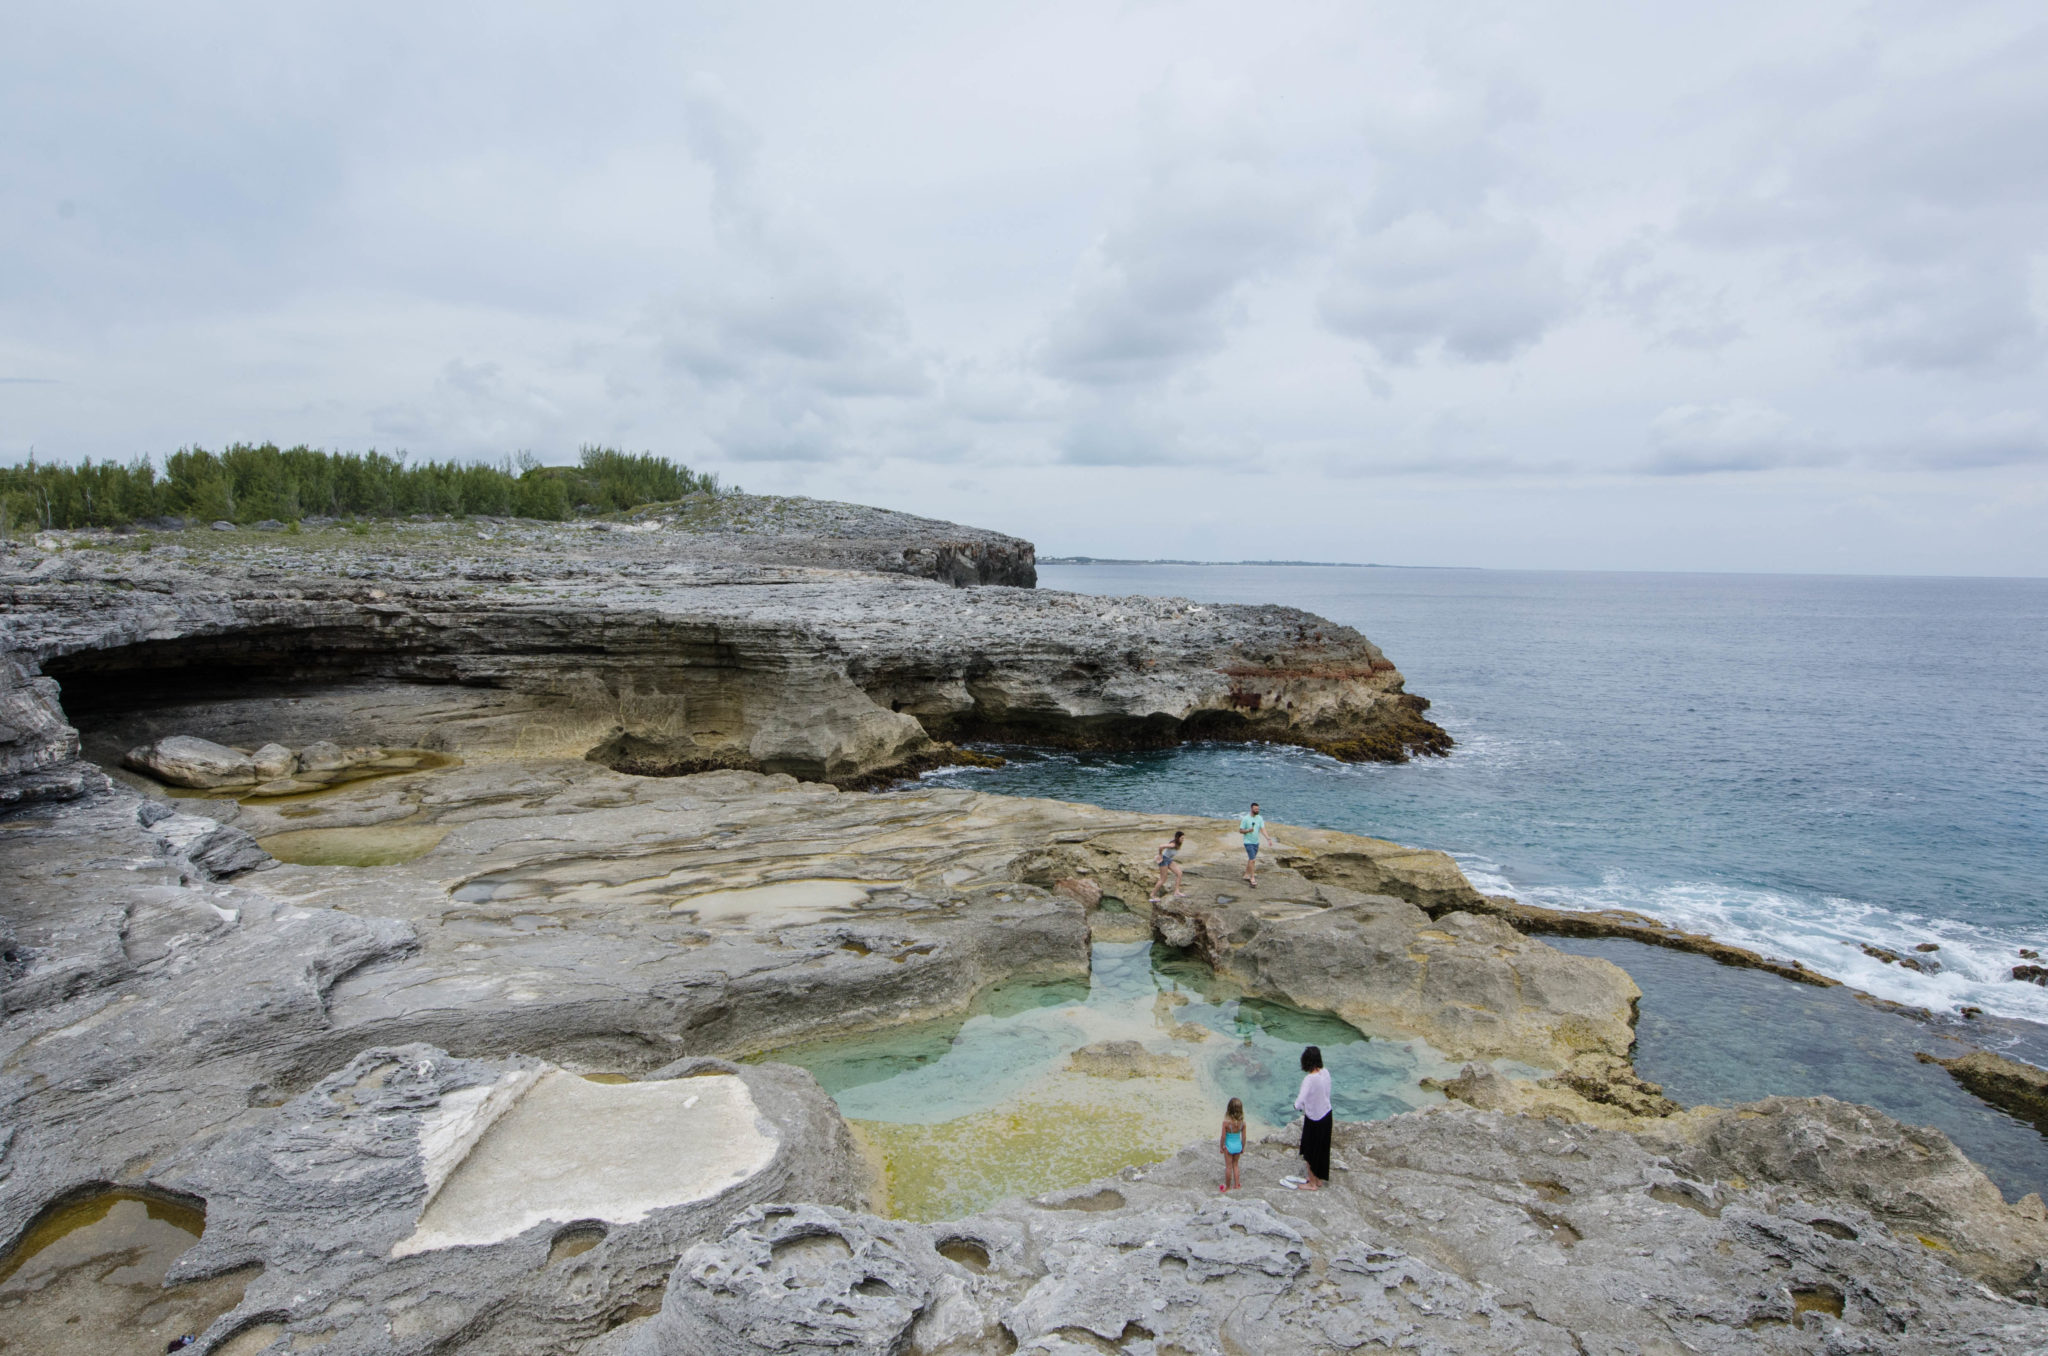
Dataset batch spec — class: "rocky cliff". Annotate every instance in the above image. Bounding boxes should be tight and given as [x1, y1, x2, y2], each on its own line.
[0, 498, 1447, 797]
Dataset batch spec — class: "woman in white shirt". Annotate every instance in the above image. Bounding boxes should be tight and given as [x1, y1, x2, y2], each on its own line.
[1292, 1045, 1332, 1190]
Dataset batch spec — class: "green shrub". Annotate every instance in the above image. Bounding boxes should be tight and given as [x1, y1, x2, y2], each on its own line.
[0, 445, 726, 530]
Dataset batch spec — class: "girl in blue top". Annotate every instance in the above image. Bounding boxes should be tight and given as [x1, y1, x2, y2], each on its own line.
[1219, 1096, 1246, 1192]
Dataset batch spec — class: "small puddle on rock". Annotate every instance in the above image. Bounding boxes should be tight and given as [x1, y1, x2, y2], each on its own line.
[257, 823, 450, 867]
[756, 940, 1464, 1220]
[450, 869, 892, 926]
[0, 1190, 257, 1355]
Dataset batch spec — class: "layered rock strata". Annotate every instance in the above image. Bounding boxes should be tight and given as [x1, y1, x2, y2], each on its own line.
[0, 504, 1447, 798]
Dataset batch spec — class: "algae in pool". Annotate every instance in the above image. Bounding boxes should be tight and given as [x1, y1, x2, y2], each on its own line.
[0, 1190, 257, 1355]
[258, 823, 450, 867]
[759, 941, 1460, 1220]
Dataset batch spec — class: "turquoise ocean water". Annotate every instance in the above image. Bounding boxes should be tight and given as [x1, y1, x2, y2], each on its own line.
[959, 564, 2048, 1025]
[933, 565, 2048, 1194]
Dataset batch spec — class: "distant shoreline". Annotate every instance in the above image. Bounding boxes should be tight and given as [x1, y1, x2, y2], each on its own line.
[1038, 557, 1476, 569]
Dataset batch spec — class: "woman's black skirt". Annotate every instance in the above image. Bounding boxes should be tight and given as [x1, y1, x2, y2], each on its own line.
[1300, 1112, 1333, 1180]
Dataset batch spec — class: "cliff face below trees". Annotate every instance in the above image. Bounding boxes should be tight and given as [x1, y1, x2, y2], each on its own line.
[0, 496, 1446, 799]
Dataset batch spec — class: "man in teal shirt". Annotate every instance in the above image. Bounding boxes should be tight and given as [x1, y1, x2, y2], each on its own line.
[1239, 802, 1269, 886]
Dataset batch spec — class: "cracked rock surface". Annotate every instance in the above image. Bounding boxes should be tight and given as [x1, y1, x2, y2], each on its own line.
[609, 1107, 2048, 1355]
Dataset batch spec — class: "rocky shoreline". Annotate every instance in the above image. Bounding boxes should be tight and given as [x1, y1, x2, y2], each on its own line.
[4, 500, 2047, 1354]
[0, 497, 1449, 801]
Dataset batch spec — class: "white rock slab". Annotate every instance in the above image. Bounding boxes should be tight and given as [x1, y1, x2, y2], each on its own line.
[391, 1070, 779, 1257]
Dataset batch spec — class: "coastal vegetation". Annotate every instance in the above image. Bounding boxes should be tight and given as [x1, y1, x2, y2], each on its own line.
[0, 444, 727, 532]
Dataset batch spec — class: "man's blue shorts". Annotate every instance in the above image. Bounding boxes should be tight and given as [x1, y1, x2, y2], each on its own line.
[1244, 842, 1259, 859]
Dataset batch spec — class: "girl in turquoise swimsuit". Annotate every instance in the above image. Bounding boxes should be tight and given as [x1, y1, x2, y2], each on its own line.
[1219, 1096, 1246, 1192]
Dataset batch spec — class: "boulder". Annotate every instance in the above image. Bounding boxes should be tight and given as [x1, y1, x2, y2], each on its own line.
[249, 742, 297, 779]
[296, 739, 378, 773]
[123, 735, 258, 788]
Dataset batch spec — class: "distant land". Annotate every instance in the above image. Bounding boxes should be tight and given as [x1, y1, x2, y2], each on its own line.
[1037, 557, 1476, 568]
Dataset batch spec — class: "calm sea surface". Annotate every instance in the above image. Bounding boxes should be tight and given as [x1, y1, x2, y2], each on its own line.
[950, 566, 2048, 1027]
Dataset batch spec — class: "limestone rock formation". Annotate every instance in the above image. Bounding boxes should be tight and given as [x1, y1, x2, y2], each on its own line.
[0, 750, 1636, 1352]
[611, 1107, 2048, 1355]
[5, 500, 2044, 1355]
[1644, 1094, 2048, 1299]
[153, 1045, 867, 1353]
[1133, 827, 1637, 1069]
[1, 504, 1448, 797]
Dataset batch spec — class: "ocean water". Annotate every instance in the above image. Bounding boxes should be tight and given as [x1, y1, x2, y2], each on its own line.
[948, 566, 2048, 1031]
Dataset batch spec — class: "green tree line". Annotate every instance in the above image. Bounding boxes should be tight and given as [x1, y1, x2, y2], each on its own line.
[0, 444, 728, 532]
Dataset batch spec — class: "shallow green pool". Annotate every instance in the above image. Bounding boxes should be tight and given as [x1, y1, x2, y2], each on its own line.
[759, 941, 1460, 1218]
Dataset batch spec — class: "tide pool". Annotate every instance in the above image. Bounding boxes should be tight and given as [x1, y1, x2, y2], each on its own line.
[758, 941, 1459, 1219]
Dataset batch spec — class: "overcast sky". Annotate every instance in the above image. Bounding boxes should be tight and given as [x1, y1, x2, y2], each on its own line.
[4, 3, 2045, 574]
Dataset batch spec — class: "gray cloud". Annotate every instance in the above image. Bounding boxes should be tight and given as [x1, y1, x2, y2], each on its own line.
[645, 80, 932, 462]
[1641, 402, 1840, 476]
[1321, 212, 1569, 365]
[1594, 237, 1744, 351]
[1679, 21, 2048, 375]
[1639, 401, 2048, 475]
[1899, 411, 2048, 470]
[1038, 141, 1315, 389]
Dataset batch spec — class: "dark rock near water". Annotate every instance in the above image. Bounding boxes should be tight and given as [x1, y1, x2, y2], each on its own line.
[1919, 1049, 2048, 1133]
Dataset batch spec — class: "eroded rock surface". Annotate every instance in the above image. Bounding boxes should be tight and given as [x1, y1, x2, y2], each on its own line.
[1921, 1048, 2048, 1133]
[611, 1106, 2048, 1355]
[155, 1045, 866, 1353]
[1136, 826, 1638, 1069]
[0, 754, 1638, 1353]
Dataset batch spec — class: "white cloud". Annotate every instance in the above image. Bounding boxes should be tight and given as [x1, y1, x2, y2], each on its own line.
[1643, 401, 1838, 475]
[1321, 211, 1569, 365]
[1038, 154, 1316, 388]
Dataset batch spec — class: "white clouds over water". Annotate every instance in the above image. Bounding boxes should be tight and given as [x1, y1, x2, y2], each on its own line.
[3, 2, 2045, 573]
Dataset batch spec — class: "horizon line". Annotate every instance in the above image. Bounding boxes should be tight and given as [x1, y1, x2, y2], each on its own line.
[1036, 557, 2048, 582]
